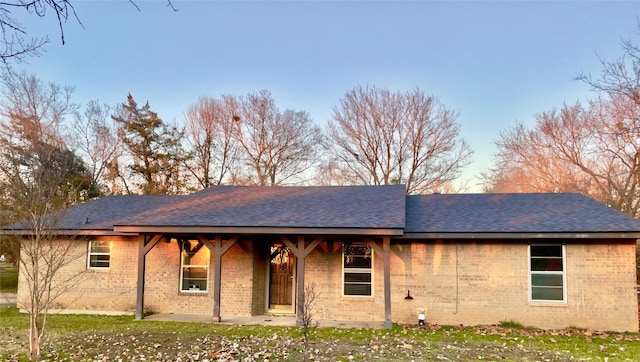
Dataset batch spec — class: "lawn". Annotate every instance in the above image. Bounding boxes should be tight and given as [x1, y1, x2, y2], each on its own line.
[1, 307, 639, 361]
[0, 264, 18, 292]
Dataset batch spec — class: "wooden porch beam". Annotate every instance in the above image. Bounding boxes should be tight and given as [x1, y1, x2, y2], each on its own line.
[197, 235, 238, 322]
[280, 236, 323, 326]
[280, 236, 322, 258]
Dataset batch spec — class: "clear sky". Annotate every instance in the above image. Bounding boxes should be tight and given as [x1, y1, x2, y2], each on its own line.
[13, 0, 640, 191]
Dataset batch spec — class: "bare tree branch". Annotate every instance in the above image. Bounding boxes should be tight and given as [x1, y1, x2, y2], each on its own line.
[325, 85, 472, 194]
[0, 0, 175, 65]
[231, 90, 322, 186]
[485, 98, 640, 218]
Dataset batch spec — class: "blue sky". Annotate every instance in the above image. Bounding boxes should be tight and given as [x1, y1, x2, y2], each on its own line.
[14, 0, 640, 191]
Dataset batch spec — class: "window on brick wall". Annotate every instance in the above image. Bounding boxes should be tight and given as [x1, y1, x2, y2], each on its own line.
[87, 240, 111, 269]
[180, 240, 209, 292]
[529, 245, 566, 302]
[343, 243, 373, 296]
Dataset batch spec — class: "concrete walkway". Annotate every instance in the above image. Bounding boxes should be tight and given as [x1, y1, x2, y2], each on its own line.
[0, 296, 382, 329]
[145, 313, 384, 329]
[0, 292, 16, 306]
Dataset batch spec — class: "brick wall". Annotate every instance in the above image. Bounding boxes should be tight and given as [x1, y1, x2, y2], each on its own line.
[302, 239, 638, 332]
[305, 241, 386, 322]
[219, 240, 255, 316]
[19, 236, 638, 332]
[387, 240, 638, 332]
[18, 237, 139, 313]
[144, 239, 256, 316]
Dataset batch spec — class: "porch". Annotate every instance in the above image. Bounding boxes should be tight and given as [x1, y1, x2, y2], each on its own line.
[144, 312, 385, 329]
[137, 235, 396, 329]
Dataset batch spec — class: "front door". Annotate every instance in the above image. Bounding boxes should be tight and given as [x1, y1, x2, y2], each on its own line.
[268, 244, 295, 312]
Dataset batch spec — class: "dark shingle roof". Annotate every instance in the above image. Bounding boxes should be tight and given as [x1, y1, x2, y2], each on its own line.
[120, 185, 407, 229]
[405, 193, 640, 233]
[6, 188, 640, 237]
[30, 195, 181, 230]
[11, 185, 406, 231]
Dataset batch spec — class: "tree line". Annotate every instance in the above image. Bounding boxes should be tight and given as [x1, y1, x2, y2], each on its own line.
[482, 38, 640, 220]
[0, 75, 473, 205]
[0, 2, 638, 222]
[2, 28, 640, 226]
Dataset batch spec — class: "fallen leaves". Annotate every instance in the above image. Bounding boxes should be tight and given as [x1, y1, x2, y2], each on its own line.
[2, 321, 640, 361]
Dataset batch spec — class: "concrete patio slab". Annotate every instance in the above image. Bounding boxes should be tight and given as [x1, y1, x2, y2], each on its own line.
[0, 293, 16, 306]
[144, 313, 384, 329]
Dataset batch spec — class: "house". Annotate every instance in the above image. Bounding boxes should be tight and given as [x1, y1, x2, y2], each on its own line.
[6, 185, 640, 332]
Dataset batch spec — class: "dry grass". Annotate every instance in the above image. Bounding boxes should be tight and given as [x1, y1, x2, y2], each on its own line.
[1, 306, 639, 361]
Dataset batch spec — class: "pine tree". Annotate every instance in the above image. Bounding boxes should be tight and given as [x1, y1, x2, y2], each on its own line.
[112, 93, 190, 194]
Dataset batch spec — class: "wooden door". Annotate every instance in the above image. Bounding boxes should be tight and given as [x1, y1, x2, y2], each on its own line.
[269, 246, 295, 308]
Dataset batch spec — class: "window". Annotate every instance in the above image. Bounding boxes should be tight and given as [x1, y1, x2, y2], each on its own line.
[343, 244, 373, 296]
[180, 240, 209, 292]
[88, 240, 111, 269]
[529, 245, 565, 302]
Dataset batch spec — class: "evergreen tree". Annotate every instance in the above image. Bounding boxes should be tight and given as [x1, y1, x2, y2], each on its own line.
[112, 93, 190, 194]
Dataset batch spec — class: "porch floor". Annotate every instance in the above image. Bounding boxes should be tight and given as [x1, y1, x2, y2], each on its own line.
[144, 313, 384, 329]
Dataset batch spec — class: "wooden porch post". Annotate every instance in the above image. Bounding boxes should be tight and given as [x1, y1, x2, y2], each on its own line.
[295, 237, 305, 325]
[367, 237, 393, 329]
[281, 236, 322, 326]
[197, 235, 237, 322]
[135, 235, 164, 320]
[382, 237, 392, 329]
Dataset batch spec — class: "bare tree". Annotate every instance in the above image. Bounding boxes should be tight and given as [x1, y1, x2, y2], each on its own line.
[70, 100, 123, 195]
[485, 98, 640, 218]
[1, 139, 89, 358]
[184, 95, 241, 188]
[314, 158, 361, 186]
[0, 71, 92, 358]
[299, 282, 318, 361]
[0, 71, 97, 203]
[577, 37, 640, 106]
[232, 90, 322, 186]
[483, 104, 592, 193]
[0, 70, 75, 146]
[7, 187, 86, 359]
[326, 85, 473, 194]
[486, 33, 640, 218]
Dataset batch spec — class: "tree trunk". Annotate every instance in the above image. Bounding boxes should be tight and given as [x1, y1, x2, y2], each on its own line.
[29, 314, 41, 359]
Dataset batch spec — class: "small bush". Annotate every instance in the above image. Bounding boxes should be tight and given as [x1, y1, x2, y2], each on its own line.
[499, 320, 524, 329]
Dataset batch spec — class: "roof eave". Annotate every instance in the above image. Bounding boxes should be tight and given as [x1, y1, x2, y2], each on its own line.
[113, 225, 404, 236]
[0, 229, 139, 237]
[399, 232, 640, 240]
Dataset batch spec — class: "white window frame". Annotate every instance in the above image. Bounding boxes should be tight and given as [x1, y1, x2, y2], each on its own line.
[342, 243, 374, 297]
[528, 244, 566, 303]
[179, 240, 209, 293]
[87, 240, 111, 270]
